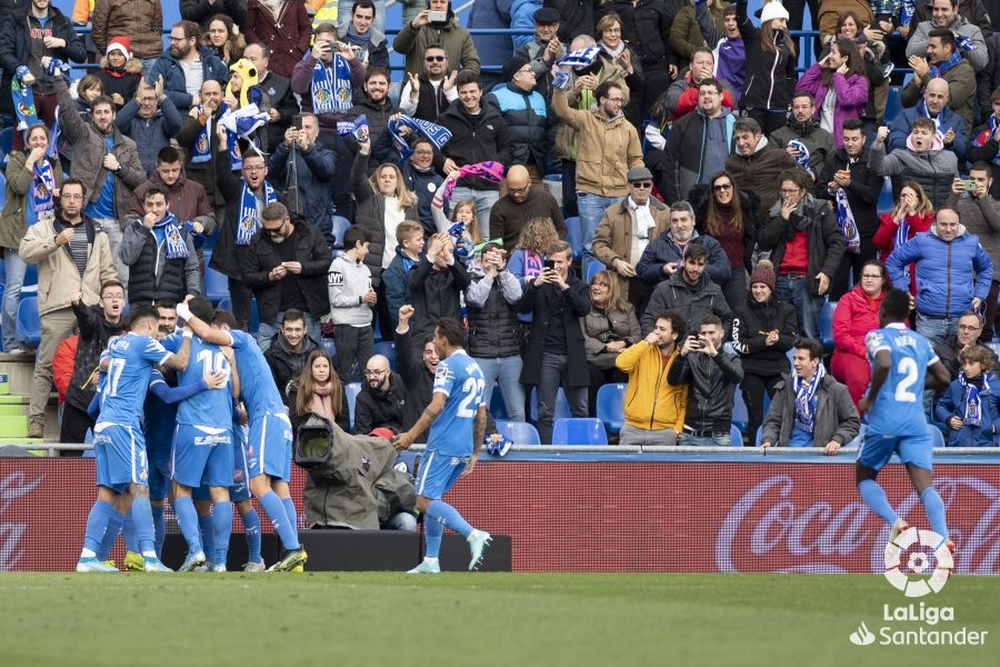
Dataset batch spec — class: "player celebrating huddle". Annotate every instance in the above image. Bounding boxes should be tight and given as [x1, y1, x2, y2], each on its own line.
[77, 306, 191, 572]
[857, 289, 954, 557]
[393, 317, 492, 574]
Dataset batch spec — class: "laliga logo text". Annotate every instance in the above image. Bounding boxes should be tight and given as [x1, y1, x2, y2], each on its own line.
[0, 471, 45, 571]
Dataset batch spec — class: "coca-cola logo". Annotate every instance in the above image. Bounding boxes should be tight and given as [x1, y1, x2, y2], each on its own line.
[715, 475, 1000, 574]
[0, 471, 45, 572]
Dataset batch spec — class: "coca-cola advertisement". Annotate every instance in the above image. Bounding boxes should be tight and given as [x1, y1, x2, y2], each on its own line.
[1, 458, 998, 572]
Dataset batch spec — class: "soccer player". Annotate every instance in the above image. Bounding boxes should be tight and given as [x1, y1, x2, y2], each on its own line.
[858, 289, 954, 557]
[392, 317, 493, 574]
[177, 302, 307, 572]
[76, 305, 191, 572]
[163, 297, 237, 572]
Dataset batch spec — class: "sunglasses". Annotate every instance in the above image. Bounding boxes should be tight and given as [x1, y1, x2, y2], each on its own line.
[263, 222, 286, 236]
[713, 183, 733, 191]
[425, 55, 446, 62]
[630, 181, 652, 189]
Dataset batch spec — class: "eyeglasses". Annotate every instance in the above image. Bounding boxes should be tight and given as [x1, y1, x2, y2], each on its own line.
[413, 149, 433, 156]
[713, 183, 733, 191]
[516, 67, 536, 76]
[630, 181, 652, 189]
[591, 281, 611, 287]
[860, 274, 882, 280]
[604, 27, 622, 34]
[364, 369, 389, 377]
[101, 294, 125, 302]
[606, 97, 625, 104]
[62, 193, 85, 200]
[243, 165, 266, 173]
[958, 324, 983, 331]
[425, 55, 446, 62]
[780, 188, 803, 196]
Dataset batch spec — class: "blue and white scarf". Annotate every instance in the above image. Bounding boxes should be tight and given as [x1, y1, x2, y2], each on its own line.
[930, 50, 964, 79]
[960, 372, 989, 426]
[31, 158, 56, 215]
[793, 364, 826, 434]
[12, 67, 37, 132]
[337, 115, 370, 142]
[835, 188, 860, 254]
[558, 47, 601, 69]
[312, 54, 353, 115]
[955, 33, 978, 53]
[787, 140, 811, 170]
[153, 212, 190, 259]
[901, 0, 916, 27]
[47, 107, 61, 160]
[387, 114, 452, 161]
[191, 106, 213, 164]
[236, 179, 277, 246]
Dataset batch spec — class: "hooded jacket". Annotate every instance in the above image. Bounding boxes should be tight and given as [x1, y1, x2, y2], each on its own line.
[92, 0, 163, 59]
[735, 0, 797, 111]
[868, 141, 959, 208]
[264, 333, 320, 402]
[906, 14, 988, 70]
[392, 15, 482, 77]
[354, 371, 408, 435]
[654, 107, 736, 202]
[724, 134, 799, 216]
[945, 190, 1000, 273]
[114, 96, 183, 176]
[465, 261, 523, 359]
[935, 372, 1000, 447]
[769, 118, 835, 176]
[636, 230, 733, 287]
[885, 223, 993, 318]
[146, 45, 229, 113]
[65, 302, 124, 413]
[640, 270, 733, 336]
[615, 341, 687, 432]
[434, 100, 514, 190]
[794, 64, 869, 148]
[0, 151, 65, 251]
[761, 373, 860, 447]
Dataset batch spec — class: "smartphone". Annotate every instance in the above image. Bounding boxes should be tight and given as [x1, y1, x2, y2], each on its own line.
[544, 259, 556, 272]
[292, 115, 303, 130]
[428, 10, 448, 22]
[964, 180, 977, 191]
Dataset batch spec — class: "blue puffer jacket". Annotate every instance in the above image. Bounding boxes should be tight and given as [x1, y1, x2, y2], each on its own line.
[935, 372, 1000, 447]
[635, 230, 732, 287]
[487, 84, 553, 173]
[146, 46, 229, 113]
[885, 225, 994, 318]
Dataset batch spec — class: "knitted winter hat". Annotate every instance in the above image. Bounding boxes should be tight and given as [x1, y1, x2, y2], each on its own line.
[759, 1, 790, 24]
[106, 36, 132, 59]
[750, 259, 776, 291]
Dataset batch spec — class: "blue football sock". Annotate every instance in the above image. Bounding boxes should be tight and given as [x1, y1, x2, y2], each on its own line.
[122, 512, 139, 554]
[424, 515, 444, 559]
[130, 496, 157, 556]
[151, 504, 166, 558]
[213, 501, 233, 567]
[858, 479, 899, 527]
[259, 491, 300, 550]
[198, 513, 216, 563]
[281, 496, 299, 540]
[173, 496, 203, 554]
[920, 487, 949, 540]
[82, 499, 117, 556]
[240, 508, 262, 562]
[425, 500, 474, 539]
[95, 509, 125, 561]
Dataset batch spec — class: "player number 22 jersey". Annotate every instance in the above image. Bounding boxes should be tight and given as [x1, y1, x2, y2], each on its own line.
[428, 351, 486, 457]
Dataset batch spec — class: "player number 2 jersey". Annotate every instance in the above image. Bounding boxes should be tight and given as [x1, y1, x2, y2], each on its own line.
[428, 350, 486, 457]
[865, 323, 939, 436]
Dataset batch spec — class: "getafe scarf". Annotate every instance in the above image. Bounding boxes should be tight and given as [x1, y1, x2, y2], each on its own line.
[793, 364, 825, 434]
[835, 188, 860, 254]
[787, 139, 811, 170]
[558, 47, 601, 69]
[236, 179, 277, 246]
[153, 212, 190, 259]
[930, 50, 963, 79]
[312, 54, 353, 115]
[191, 107, 213, 164]
[441, 161, 505, 199]
[337, 115, 370, 142]
[31, 158, 56, 215]
[960, 372, 989, 427]
[972, 116, 1000, 166]
[387, 114, 452, 161]
[12, 67, 37, 132]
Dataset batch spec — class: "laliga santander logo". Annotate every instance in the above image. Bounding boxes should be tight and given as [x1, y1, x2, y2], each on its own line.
[883, 527, 953, 598]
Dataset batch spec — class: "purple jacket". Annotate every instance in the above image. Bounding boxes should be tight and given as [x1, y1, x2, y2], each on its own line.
[795, 64, 868, 148]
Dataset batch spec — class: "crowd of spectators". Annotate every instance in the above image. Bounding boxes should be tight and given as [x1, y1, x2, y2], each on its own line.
[3, 0, 1000, 451]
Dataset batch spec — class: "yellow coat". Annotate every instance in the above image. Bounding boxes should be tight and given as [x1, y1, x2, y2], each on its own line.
[615, 341, 687, 432]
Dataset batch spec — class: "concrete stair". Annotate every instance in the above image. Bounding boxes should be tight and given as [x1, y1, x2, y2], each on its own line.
[0, 353, 62, 443]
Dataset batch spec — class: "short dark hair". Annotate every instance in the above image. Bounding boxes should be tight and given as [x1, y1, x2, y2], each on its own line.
[842, 119, 864, 133]
[791, 91, 815, 106]
[91, 95, 115, 112]
[734, 118, 762, 135]
[455, 69, 480, 89]
[157, 146, 182, 164]
[61, 178, 88, 199]
[698, 78, 723, 94]
[143, 183, 169, 202]
[699, 314, 723, 329]
[793, 338, 825, 360]
[655, 310, 687, 340]
[779, 168, 812, 191]
[188, 296, 215, 322]
[911, 116, 937, 134]
[435, 317, 466, 347]
[156, 299, 178, 311]
[212, 309, 238, 328]
[928, 28, 956, 52]
[880, 288, 911, 323]
[970, 161, 993, 175]
[352, 0, 376, 16]
[594, 80, 621, 103]
[128, 304, 159, 329]
[343, 225, 371, 250]
[315, 21, 338, 38]
[174, 20, 200, 39]
[282, 308, 306, 326]
[684, 243, 709, 263]
[100, 280, 125, 297]
[365, 66, 390, 83]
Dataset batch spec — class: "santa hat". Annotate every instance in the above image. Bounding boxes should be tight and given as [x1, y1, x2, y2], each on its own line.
[106, 36, 132, 59]
[759, 1, 790, 24]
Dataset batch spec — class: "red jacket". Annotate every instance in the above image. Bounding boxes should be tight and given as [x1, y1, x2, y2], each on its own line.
[244, 0, 312, 79]
[873, 210, 934, 295]
[53, 335, 79, 404]
[832, 286, 885, 361]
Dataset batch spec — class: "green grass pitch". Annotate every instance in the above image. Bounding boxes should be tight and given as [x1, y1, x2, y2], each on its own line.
[1, 573, 997, 667]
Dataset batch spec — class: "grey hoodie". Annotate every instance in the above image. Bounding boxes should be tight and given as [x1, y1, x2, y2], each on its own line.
[328, 253, 374, 327]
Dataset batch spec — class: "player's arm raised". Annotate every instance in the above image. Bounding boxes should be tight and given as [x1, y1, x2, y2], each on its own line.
[462, 404, 488, 478]
[393, 392, 446, 451]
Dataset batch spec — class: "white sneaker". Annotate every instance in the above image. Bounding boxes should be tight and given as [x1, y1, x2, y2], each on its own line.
[243, 560, 266, 572]
[76, 557, 118, 573]
[467, 530, 492, 571]
[407, 559, 441, 574]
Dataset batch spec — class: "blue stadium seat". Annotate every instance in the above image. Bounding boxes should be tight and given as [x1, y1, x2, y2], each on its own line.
[732, 386, 749, 432]
[729, 424, 743, 447]
[564, 216, 583, 258]
[884, 87, 902, 131]
[584, 259, 607, 284]
[928, 423, 945, 448]
[319, 337, 337, 361]
[217, 297, 233, 313]
[24, 262, 37, 287]
[394, 450, 420, 476]
[845, 423, 866, 449]
[214, 297, 258, 333]
[373, 340, 396, 370]
[877, 177, 894, 214]
[15, 295, 40, 348]
[345, 382, 362, 430]
[495, 419, 540, 445]
[819, 300, 837, 351]
[755, 426, 763, 447]
[0, 172, 6, 209]
[552, 417, 608, 445]
[0, 127, 11, 168]
[529, 386, 571, 423]
[595, 383, 625, 434]
[204, 254, 230, 304]
[332, 215, 351, 249]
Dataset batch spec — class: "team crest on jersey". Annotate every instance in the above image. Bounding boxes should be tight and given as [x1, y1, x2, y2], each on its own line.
[139, 470, 148, 481]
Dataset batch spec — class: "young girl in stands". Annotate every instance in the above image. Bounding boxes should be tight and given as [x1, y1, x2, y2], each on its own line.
[935, 344, 1000, 447]
[432, 172, 483, 265]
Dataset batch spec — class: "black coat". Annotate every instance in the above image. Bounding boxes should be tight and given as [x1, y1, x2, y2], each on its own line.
[267, 140, 337, 244]
[755, 196, 846, 296]
[351, 151, 419, 286]
[598, 0, 679, 69]
[240, 221, 333, 324]
[394, 326, 434, 438]
[265, 334, 320, 403]
[667, 348, 744, 431]
[434, 100, 514, 190]
[353, 372, 408, 435]
[814, 147, 883, 237]
[407, 258, 472, 344]
[516, 271, 591, 386]
[258, 71, 300, 153]
[731, 296, 798, 376]
[690, 184, 762, 271]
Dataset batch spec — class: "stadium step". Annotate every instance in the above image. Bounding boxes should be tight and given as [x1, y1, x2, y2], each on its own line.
[0, 413, 28, 438]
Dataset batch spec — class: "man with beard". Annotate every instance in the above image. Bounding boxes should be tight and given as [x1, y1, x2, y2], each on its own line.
[176, 80, 228, 222]
[660, 48, 735, 122]
[354, 354, 408, 434]
[264, 308, 319, 403]
[344, 67, 397, 162]
[641, 242, 733, 336]
[637, 200, 730, 288]
[768, 92, 835, 181]
[147, 20, 229, 115]
[399, 44, 459, 122]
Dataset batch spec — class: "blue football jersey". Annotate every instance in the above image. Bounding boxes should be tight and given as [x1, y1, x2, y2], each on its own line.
[100, 332, 173, 425]
[227, 329, 285, 416]
[866, 323, 939, 436]
[161, 333, 232, 428]
[427, 351, 486, 457]
[144, 369, 178, 453]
